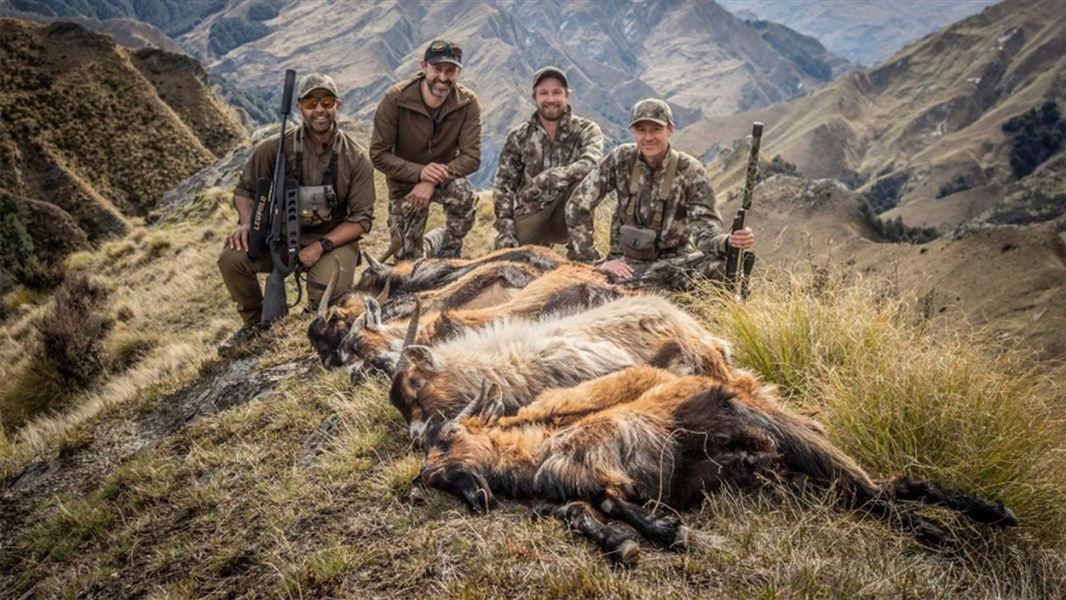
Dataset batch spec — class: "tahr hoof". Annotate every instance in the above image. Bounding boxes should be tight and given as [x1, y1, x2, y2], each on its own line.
[613, 538, 641, 565]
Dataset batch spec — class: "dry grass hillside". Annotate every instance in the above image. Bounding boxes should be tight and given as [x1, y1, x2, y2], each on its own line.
[676, 0, 1065, 231]
[0, 123, 1063, 596]
[0, 18, 245, 290]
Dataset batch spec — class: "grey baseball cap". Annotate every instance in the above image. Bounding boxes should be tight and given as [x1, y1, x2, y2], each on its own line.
[298, 72, 340, 100]
[629, 98, 673, 127]
[532, 65, 568, 89]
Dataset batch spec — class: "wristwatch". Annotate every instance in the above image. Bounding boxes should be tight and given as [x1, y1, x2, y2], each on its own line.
[318, 238, 335, 252]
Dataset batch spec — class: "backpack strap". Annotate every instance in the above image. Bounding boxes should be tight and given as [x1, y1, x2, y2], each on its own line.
[649, 149, 679, 233]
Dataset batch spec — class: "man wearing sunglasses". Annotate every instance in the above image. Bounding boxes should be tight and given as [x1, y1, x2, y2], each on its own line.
[218, 72, 376, 352]
[370, 40, 482, 259]
[493, 66, 603, 249]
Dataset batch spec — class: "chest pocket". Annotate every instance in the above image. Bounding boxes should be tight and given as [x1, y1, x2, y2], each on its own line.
[287, 128, 342, 230]
[619, 150, 679, 261]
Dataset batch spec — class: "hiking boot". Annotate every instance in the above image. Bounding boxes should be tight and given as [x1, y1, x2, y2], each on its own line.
[218, 323, 264, 357]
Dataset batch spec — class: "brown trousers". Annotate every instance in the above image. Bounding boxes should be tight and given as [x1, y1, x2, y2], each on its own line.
[217, 242, 360, 325]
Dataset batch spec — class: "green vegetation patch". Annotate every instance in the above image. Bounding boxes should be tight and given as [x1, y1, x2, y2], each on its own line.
[1004, 101, 1066, 179]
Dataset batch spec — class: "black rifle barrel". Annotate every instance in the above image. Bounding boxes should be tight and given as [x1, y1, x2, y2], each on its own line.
[261, 70, 298, 325]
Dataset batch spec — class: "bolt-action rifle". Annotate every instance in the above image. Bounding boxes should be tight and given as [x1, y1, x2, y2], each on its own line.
[248, 69, 302, 325]
[724, 121, 763, 297]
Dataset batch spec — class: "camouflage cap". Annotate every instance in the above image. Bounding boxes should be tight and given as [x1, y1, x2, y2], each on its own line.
[298, 72, 340, 100]
[629, 98, 673, 127]
[424, 40, 463, 68]
[532, 65, 568, 89]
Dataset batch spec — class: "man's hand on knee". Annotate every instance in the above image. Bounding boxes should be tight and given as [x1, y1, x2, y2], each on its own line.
[225, 224, 251, 252]
[407, 181, 436, 208]
[299, 242, 325, 269]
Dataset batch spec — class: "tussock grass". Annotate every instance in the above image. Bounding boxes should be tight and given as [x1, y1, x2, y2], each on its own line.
[685, 269, 1066, 546]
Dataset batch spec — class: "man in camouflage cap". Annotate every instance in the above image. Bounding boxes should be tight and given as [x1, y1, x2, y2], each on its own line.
[371, 40, 482, 259]
[218, 72, 376, 353]
[565, 98, 754, 290]
[492, 66, 603, 248]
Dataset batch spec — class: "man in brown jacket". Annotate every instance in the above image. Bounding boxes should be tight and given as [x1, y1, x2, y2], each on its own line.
[370, 40, 482, 259]
[218, 73, 376, 353]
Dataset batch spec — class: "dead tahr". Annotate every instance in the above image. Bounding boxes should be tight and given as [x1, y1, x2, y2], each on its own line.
[420, 367, 1017, 563]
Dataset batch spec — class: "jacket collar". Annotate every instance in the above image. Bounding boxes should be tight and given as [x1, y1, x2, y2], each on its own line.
[396, 72, 471, 119]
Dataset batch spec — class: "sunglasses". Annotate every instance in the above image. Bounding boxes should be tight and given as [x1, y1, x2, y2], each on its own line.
[299, 95, 338, 110]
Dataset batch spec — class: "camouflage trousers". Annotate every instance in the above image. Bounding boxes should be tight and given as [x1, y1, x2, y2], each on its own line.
[388, 177, 477, 260]
[614, 251, 738, 292]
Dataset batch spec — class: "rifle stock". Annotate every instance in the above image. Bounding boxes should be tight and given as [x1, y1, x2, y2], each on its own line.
[260, 69, 299, 326]
[724, 121, 763, 295]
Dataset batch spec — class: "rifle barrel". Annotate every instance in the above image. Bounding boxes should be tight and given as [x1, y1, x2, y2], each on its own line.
[740, 121, 763, 211]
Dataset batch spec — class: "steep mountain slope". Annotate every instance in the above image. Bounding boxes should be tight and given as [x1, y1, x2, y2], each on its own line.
[677, 0, 1065, 231]
[59, 0, 839, 186]
[0, 5, 185, 53]
[720, 0, 1002, 66]
[1, 0, 228, 37]
[225, 0, 844, 183]
[0, 18, 245, 287]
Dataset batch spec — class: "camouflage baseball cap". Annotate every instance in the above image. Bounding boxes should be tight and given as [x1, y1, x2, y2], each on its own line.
[629, 98, 673, 127]
[532, 65, 568, 89]
[424, 40, 463, 68]
[298, 72, 340, 100]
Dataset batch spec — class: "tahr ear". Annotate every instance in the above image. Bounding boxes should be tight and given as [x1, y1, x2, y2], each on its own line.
[401, 345, 440, 372]
[362, 296, 382, 331]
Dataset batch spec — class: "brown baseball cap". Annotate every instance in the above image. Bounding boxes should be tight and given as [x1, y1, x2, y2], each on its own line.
[629, 98, 673, 127]
[532, 66, 568, 89]
[298, 72, 340, 100]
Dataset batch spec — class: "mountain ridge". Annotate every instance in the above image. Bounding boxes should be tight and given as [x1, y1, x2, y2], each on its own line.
[676, 0, 1065, 232]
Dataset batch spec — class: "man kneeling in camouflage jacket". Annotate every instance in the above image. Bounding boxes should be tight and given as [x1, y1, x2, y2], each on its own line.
[493, 66, 603, 249]
[565, 99, 754, 291]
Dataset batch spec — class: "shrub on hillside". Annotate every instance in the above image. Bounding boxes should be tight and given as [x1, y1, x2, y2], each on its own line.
[937, 174, 974, 198]
[38, 275, 112, 387]
[858, 201, 938, 243]
[863, 171, 910, 213]
[1003, 101, 1066, 179]
[209, 17, 270, 56]
[759, 155, 800, 181]
[0, 192, 34, 276]
[0, 275, 113, 431]
[247, 2, 280, 21]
